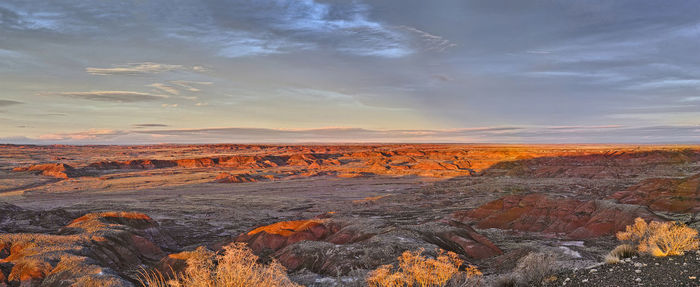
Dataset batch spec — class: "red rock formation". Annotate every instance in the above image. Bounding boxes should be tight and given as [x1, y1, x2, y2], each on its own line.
[214, 172, 274, 183]
[175, 157, 217, 168]
[219, 155, 273, 168]
[87, 159, 177, 170]
[482, 150, 700, 179]
[437, 222, 503, 259]
[0, 211, 175, 286]
[61, 212, 177, 267]
[156, 249, 203, 277]
[235, 219, 342, 253]
[12, 163, 78, 179]
[611, 174, 700, 213]
[453, 193, 662, 239]
[287, 154, 317, 166]
[412, 160, 459, 171]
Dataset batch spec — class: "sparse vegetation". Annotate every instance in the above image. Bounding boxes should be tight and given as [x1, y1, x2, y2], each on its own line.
[137, 243, 300, 287]
[494, 252, 560, 287]
[604, 244, 637, 264]
[616, 217, 699, 257]
[366, 248, 482, 287]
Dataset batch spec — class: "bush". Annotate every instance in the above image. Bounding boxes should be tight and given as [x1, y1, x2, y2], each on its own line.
[511, 252, 559, 286]
[604, 244, 637, 264]
[367, 248, 482, 287]
[137, 243, 300, 287]
[616, 217, 699, 257]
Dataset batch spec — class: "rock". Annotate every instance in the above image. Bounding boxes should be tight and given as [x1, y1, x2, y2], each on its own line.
[0, 201, 74, 234]
[214, 172, 274, 183]
[12, 163, 80, 179]
[235, 219, 344, 254]
[175, 157, 217, 168]
[453, 193, 661, 239]
[156, 249, 204, 277]
[482, 150, 700, 179]
[0, 210, 176, 286]
[427, 221, 503, 259]
[611, 174, 700, 213]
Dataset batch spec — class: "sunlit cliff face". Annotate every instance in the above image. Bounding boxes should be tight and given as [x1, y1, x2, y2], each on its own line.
[1, 0, 699, 144]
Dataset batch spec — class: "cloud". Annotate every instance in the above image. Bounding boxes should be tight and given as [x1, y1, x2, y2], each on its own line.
[37, 129, 124, 141]
[132, 123, 169, 128]
[4, 124, 698, 144]
[47, 91, 168, 102]
[160, 1, 416, 58]
[85, 62, 193, 75]
[147, 81, 212, 96]
[400, 26, 456, 52]
[0, 99, 23, 107]
[148, 83, 180, 95]
[170, 81, 212, 92]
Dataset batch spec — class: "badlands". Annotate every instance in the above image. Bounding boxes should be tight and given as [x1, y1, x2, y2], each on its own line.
[0, 144, 698, 286]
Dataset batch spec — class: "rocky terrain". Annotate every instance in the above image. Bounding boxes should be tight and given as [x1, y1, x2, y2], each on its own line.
[544, 251, 700, 287]
[0, 144, 698, 286]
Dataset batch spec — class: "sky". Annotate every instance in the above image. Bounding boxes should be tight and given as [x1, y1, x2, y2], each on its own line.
[0, 0, 698, 144]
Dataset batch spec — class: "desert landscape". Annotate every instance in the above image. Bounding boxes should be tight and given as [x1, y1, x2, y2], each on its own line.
[3, 1, 700, 286]
[0, 144, 698, 286]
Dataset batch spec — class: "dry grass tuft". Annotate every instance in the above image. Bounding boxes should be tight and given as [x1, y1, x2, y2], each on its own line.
[511, 252, 558, 286]
[616, 217, 699, 257]
[604, 244, 637, 264]
[367, 248, 482, 287]
[137, 243, 300, 287]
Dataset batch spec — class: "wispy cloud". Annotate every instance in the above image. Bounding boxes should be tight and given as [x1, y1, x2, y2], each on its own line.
[46, 91, 168, 102]
[37, 129, 124, 141]
[0, 99, 23, 107]
[170, 81, 212, 92]
[148, 83, 180, 95]
[86, 62, 198, 75]
[132, 123, 169, 128]
[400, 26, 456, 52]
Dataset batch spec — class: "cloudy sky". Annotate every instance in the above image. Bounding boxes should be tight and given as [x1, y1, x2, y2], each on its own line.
[1, 0, 698, 144]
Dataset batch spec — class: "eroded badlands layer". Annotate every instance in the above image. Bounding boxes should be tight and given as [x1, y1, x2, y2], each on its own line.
[0, 144, 698, 286]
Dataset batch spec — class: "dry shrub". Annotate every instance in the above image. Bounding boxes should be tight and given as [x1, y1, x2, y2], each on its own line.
[510, 252, 559, 286]
[367, 248, 482, 287]
[138, 243, 300, 287]
[603, 253, 620, 264]
[616, 217, 699, 257]
[604, 244, 637, 264]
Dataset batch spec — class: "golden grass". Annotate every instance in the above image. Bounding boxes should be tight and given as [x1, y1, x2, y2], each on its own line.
[137, 243, 300, 287]
[616, 217, 699, 257]
[367, 248, 482, 287]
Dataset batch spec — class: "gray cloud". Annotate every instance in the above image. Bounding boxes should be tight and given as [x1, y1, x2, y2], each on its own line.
[1, 1, 700, 143]
[0, 99, 23, 107]
[48, 91, 168, 102]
